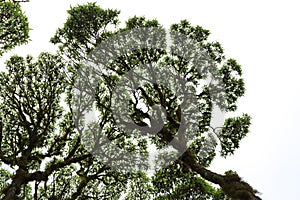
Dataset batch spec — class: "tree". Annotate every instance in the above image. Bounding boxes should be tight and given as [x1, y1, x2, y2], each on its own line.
[0, 52, 131, 199]
[0, 0, 29, 56]
[0, 2, 261, 200]
[51, 3, 261, 199]
[0, 3, 129, 199]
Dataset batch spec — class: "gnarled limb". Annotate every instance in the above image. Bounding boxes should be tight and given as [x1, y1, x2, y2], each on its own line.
[181, 149, 262, 200]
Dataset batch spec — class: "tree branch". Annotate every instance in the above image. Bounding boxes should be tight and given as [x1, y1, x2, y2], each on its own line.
[181, 149, 261, 200]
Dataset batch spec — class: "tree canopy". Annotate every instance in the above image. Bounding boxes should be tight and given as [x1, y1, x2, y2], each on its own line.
[0, 2, 261, 200]
[0, 0, 29, 56]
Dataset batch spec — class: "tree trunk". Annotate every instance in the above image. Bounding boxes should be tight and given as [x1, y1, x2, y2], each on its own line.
[2, 169, 27, 200]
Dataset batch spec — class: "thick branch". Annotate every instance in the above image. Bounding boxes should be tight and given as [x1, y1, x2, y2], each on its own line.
[2, 169, 27, 200]
[181, 149, 261, 200]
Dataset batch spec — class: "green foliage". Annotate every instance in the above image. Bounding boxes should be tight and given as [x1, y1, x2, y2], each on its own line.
[0, 0, 29, 56]
[18, 184, 32, 200]
[0, 53, 129, 199]
[189, 135, 217, 167]
[0, 54, 66, 165]
[0, 2, 257, 199]
[125, 16, 159, 29]
[51, 3, 253, 199]
[170, 19, 210, 44]
[219, 114, 251, 157]
[50, 2, 120, 60]
[0, 168, 11, 195]
[125, 173, 153, 200]
[152, 162, 225, 199]
[219, 59, 245, 111]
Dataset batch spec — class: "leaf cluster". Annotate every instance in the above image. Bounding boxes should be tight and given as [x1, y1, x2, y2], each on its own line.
[0, 0, 29, 56]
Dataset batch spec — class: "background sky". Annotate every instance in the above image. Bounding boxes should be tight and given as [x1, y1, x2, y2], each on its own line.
[1, 0, 300, 199]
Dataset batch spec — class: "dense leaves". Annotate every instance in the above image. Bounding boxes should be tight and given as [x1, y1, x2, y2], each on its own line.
[50, 2, 120, 61]
[0, 0, 29, 56]
[0, 2, 261, 199]
[152, 162, 225, 200]
[0, 53, 130, 199]
[0, 53, 66, 165]
[219, 114, 251, 157]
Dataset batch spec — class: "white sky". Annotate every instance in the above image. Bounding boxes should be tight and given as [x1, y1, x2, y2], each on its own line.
[1, 0, 300, 199]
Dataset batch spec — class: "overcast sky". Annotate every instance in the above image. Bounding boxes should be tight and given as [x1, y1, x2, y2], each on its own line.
[1, 0, 300, 199]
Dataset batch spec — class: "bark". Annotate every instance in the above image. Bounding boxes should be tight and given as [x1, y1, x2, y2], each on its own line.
[181, 149, 262, 200]
[1, 154, 91, 199]
[2, 169, 27, 200]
